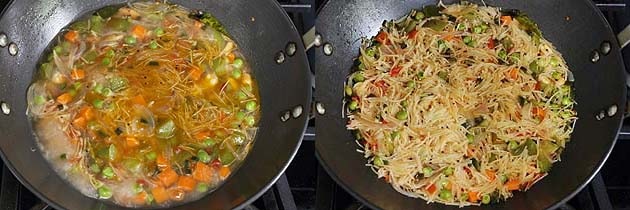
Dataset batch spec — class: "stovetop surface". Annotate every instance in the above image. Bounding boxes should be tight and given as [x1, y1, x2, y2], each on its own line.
[1, 0, 630, 210]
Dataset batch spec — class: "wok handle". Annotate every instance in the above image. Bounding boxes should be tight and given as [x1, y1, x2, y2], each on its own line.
[302, 27, 321, 51]
[617, 25, 630, 49]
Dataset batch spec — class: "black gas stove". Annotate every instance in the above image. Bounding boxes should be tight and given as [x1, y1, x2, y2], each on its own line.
[1, 0, 630, 210]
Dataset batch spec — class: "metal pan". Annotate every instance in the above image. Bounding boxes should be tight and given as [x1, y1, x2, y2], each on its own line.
[314, 0, 626, 209]
[0, 0, 312, 209]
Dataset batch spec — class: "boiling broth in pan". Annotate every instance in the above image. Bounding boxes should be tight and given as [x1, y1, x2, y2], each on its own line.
[26, 1, 260, 207]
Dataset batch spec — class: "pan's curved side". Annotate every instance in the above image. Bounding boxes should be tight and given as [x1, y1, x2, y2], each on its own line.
[0, 0, 312, 210]
[314, 0, 626, 210]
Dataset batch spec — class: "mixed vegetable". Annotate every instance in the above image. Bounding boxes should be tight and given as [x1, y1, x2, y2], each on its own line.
[27, 2, 259, 207]
[346, 3, 576, 206]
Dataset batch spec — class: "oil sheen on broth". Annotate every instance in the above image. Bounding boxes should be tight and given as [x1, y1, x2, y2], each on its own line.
[26, 2, 260, 207]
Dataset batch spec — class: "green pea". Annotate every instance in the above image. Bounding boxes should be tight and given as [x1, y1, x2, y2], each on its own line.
[414, 11, 425, 20]
[466, 134, 474, 143]
[124, 36, 137, 45]
[508, 141, 518, 150]
[149, 40, 158, 49]
[237, 91, 248, 100]
[348, 100, 359, 111]
[417, 71, 424, 78]
[198, 150, 211, 163]
[499, 174, 508, 183]
[481, 194, 491, 204]
[345, 86, 353, 96]
[391, 131, 400, 139]
[233, 58, 244, 69]
[373, 156, 384, 166]
[244, 115, 255, 126]
[98, 186, 113, 199]
[101, 57, 111, 66]
[105, 49, 115, 57]
[498, 49, 508, 60]
[401, 100, 408, 108]
[232, 69, 242, 79]
[422, 167, 433, 177]
[34, 95, 47, 105]
[463, 36, 473, 44]
[560, 111, 573, 119]
[133, 183, 144, 194]
[245, 101, 257, 111]
[396, 110, 408, 120]
[443, 167, 454, 176]
[439, 189, 453, 200]
[53, 46, 64, 54]
[353, 72, 365, 82]
[89, 163, 101, 173]
[550, 57, 560, 66]
[236, 111, 246, 121]
[456, 23, 466, 31]
[561, 97, 573, 106]
[552, 71, 562, 80]
[406, 81, 416, 88]
[364, 47, 377, 57]
[154, 27, 164, 37]
[203, 138, 216, 147]
[473, 26, 483, 34]
[145, 151, 157, 161]
[101, 166, 115, 179]
[196, 183, 209, 192]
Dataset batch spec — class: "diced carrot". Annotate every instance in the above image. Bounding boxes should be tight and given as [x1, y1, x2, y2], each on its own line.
[407, 29, 418, 39]
[487, 38, 496, 49]
[79, 106, 95, 120]
[466, 147, 475, 157]
[156, 155, 169, 170]
[426, 184, 437, 195]
[442, 34, 455, 41]
[72, 116, 87, 128]
[151, 186, 169, 204]
[508, 68, 519, 80]
[70, 69, 85, 80]
[192, 162, 213, 182]
[131, 25, 147, 39]
[64, 30, 79, 43]
[193, 130, 211, 140]
[56, 93, 73, 105]
[468, 191, 479, 202]
[132, 191, 148, 205]
[375, 31, 389, 45]
[389, 66, 402, 77]
[485, 170, 496, 181]
[194, 21, 204, 29]
[177, 176, 197, 192]
[219, 166, 231, 179]
[189, 66, 203, 81]
[532, 107, 546, 120]
[445, 181, 453, 190]
[227, 52, 236, 63]
[506, 179, 521, 191]
[501, 16, 513, 26]
[131, 95, 147, 106]
[126, 137, 140, 148]
[157, 167, 179, 187]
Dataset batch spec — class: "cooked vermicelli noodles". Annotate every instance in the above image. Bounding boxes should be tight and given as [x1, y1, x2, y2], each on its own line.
[345, 3, 576, 206]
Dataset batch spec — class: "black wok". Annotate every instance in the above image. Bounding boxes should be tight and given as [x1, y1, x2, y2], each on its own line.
[315, 0, 626, 209]
[0, 0, 312, 209]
